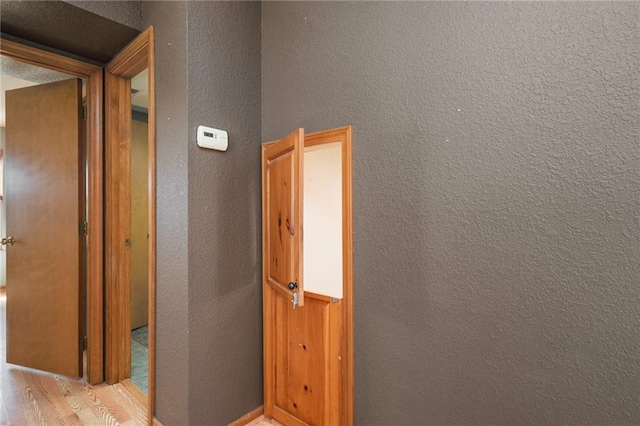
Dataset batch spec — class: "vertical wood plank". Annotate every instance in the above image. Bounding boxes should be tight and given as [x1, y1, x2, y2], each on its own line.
[341, 127, 354, 426]
[264, 285, 275, 419]
[86, 69, 104, 385]
[262, 145, 274, 419]
[327, 299, 342, 426]
[105, 30, 156, 424]
[274, 290, 288, 411]
[146, 26, 157, 424]
[120, 76, 132, 382]
[105, 72, 124, 384]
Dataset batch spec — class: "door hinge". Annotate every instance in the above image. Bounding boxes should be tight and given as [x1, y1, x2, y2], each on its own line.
[292, 292, 299, 309]
[80, 221, 88, 236]
[79, 105, 87, 120]
[81, 336, 87, 351]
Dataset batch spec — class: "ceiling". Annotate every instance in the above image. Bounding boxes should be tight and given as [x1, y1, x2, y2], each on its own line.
[0, 0, 140, 64]
[0, 0, 145, 127]
[1, 57, 149, 127]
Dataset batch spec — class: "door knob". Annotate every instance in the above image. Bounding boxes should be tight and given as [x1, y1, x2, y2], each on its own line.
[1, 236, 15, 246]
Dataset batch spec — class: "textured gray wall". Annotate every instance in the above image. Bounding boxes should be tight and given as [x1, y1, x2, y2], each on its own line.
[142, 1, 263, 424]
[3, 1, 140, 63]
[262, 2, 640, 425]
[142, 1, 189, 424]
[66, 1, 143, 31]
[186, 1, 263, 424]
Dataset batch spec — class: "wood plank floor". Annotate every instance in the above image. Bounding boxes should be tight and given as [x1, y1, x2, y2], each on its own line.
[245, 415, 283, 426]
[0, 288, 148, 425]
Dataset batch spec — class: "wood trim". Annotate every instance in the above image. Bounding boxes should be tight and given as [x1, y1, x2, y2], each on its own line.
[121, 378, 148, 406]
[226, 406, 264, 426]
[303, 126, 351, 148]
[105, 72, 129, 384]
[0, 38, 99, 76]
[86, 69, 104, 385]
[105, 27, 156, 424]
[107, 27, 154, 78]
[262, 145, 274, 419]
[341, 127, 354, 426]
[272, 406, 309, 426]
[1, 36, 104, 385]
[147, 27, 157, 426]
[121, 76, 132, 382]
[302, 126, 354, 425]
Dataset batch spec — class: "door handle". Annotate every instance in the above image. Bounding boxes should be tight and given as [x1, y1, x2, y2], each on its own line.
[1, 236, 15, 246]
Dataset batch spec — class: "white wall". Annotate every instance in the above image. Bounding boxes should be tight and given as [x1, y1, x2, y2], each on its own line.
[303, 142, 342, 299]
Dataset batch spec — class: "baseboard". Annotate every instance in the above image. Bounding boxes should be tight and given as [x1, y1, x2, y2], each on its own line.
[227, 406, 264, 426]
[119, 378, 148, 407]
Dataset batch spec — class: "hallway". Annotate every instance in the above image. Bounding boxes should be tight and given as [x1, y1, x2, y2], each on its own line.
[0, 288, 148, 425]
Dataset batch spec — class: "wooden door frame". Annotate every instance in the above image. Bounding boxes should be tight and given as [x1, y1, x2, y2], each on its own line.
[304, 126, 354, 426]
[0, 38, 104, 385]
[262, 126, 354, 425]
[104, 27, 156, 420]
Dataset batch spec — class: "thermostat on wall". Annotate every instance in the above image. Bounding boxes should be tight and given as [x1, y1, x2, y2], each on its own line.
[197, 125, 228, 151]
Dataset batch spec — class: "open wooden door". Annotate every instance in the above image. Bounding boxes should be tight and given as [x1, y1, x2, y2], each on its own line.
[4, 78, 83, 377]
[263, 126, 353, 426]
[262, 128, 305, 308]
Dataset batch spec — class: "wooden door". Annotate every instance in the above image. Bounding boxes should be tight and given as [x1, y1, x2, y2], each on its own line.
[5, 78, 83, 377]
[263, 127, 352, 426]
[262, 128, 305, 307]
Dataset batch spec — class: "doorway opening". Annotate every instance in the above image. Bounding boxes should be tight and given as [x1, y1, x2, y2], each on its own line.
[0, 41, 103, 384]
[262, 126, 354, 426]
[129, 68, 150, 395]
[0, 28, 157, 422]
[104, 27, 156, 419]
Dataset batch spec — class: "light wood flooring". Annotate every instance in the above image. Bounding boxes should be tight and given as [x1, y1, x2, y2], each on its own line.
[0, 288, 149, 425]
[245, 415, 283, 426]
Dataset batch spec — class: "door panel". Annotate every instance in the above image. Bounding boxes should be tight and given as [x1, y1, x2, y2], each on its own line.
[263, 128, 304, 307]
[5, 78, 83, 377]
[271, 289, 341, 426]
